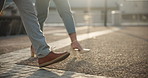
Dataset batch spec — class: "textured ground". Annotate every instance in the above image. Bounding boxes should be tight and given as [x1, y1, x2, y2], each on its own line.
[16, 26, 148, 78]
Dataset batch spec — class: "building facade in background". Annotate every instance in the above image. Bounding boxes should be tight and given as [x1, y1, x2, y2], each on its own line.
[48, 0, 148, 26]
[1, 0, 148, 26]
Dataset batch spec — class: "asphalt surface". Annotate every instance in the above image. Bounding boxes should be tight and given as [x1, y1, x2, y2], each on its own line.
[15, 26, 148, 78]
[0, 26, 106, 55]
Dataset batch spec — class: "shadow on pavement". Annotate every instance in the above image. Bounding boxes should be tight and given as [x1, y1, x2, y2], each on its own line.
[25, 58, 76, 78]
[26, 57, 96, 78]
[27, 69, 61, 78]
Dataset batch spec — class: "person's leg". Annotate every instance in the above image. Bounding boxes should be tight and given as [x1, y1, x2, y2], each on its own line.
[13, 0, 70, 67]
[54, 0, 83, 50]
[53, 0, 75, 34]
[35, 0, 50, 31]
[13, 0, 50, 58]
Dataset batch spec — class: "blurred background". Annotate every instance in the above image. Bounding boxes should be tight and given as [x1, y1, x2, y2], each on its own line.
[0, 1, 148, 77]
[0, 0, 148, 36]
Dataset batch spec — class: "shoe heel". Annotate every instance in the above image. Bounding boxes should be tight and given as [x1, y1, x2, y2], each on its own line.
[79, 48, 90, 54]
[31, 51, 35, 57]
[31, 45, 35, 57]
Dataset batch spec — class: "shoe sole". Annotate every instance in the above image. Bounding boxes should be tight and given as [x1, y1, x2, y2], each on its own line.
[39, 53, 70, 67]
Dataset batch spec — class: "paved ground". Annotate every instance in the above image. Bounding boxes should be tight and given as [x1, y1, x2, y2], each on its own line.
[0, 26, 148, 78]
[0, 26, 106, 55]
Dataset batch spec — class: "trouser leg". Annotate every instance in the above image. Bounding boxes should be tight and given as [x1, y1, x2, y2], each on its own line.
[35, 0, 50, 31]
[54, 0, 76, 34]
[13, 0, 50, 58]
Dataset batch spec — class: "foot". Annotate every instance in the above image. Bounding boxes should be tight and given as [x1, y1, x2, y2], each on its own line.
[71, 40, 90, 54]
[38, 51, 70, 67]
[71, 40, 83, 51]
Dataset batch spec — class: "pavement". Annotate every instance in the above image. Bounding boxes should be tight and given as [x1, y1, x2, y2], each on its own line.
[0, 26, 148, 78]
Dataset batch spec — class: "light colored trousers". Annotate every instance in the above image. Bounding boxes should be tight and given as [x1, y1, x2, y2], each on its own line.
[35, 0, 76, 34]
[13, 0, 50, 58]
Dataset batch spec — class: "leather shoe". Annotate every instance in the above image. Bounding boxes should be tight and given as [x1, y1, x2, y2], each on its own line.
[38, 51, 70, 67]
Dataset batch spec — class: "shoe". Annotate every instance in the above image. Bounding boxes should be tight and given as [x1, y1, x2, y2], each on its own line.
[71, 40, 90, 55]
[38, 51, 70, 67]
[72, 48, 90, 54]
